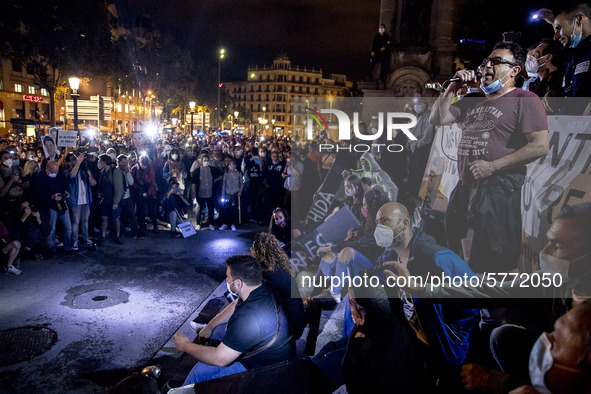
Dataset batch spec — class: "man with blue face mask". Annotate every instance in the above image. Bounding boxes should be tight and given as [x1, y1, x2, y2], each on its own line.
[431, 41, 549, 274]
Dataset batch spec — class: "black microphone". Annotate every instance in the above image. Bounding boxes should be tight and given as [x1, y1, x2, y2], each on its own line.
[447, 71, 482, 83]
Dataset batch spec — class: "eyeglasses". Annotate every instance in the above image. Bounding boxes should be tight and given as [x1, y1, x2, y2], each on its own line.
[480, 57, 518, 68]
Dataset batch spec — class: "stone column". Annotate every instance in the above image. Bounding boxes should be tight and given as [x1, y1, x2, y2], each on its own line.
[430, 0, 456, 78]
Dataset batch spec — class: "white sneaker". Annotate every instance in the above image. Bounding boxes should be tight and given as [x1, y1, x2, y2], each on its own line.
[231, 225, 237, 231]
[209, 225, 215, 231]
[72, 244, 79, 251]
[6, 266, 22, 275]
[195, 224, 201, 230]
[189, 321, 206, 333]
[219, 224, 228, 231]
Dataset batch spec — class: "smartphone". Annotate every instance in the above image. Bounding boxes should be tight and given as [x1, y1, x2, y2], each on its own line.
[502, 31, 521, 42]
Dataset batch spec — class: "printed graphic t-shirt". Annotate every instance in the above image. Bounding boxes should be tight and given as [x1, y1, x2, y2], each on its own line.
[449, 89, 547, 184]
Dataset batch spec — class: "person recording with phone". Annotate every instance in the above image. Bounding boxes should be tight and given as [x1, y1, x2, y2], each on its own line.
[0, 150, 28, 204]
[430, 41, 549, 274]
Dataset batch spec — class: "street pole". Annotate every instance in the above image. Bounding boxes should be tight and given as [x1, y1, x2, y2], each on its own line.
[68, 77, 80, 135]
[189, 101, 196, 137]
[218, 49, 225, 130]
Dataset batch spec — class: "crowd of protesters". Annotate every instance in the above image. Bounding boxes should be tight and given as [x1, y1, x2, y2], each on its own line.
[0, 130, 305, 275]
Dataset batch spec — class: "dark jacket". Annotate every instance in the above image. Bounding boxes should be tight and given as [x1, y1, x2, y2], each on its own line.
[34, 172, 68, 212]
[379, 231, 480, 376]
[191, 166, 223, 199]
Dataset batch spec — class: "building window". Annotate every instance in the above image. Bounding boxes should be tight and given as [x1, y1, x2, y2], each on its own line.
[28, 86, 36, 94]
[125, 104, 129, 113]
[14, 84, 23, 93]
[41, 88, 49, 96]
[117, 103, 122, 112]
[12, 61, 21, 73]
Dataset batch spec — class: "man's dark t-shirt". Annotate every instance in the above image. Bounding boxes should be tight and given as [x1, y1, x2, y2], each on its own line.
[222, 283, 294, 369]
[449, 89, 547, 184]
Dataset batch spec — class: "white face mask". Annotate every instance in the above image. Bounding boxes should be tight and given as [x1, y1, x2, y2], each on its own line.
[378, 28, 385, 34]
[172, 154, 179, 160]
[525, 54, 539, 76]
[539, 251, 591, 283]
[108, 153, 117, 161]
[373, 219, 406, 248]
[528, 332, 554, 394]
[226, 279, 237, 296]
[4, 159, 13, 168]
[202, 161, 210, 167]
[344, 186, 355, 197]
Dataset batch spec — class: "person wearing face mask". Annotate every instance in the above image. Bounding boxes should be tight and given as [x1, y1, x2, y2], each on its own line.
[163, 148, 184, 191]
[367, 23, 391, 84]
[431, 41, 549, 274]
[519, 302, 591, 394]
[132, 155, 159, 236]
[174, 255, 294, 385]
[0, 150, 27, 203]
[262, 151, 286, 218]
[552, 4, 591, 115]
[375, 202, 480, 379]
[97, 154, 124, 246]
[219, 159, 243, 231]
[463, 304, 591, 394]
[268, 207, 291, 246]
[406, 97, 436, 198]
[34, 161, 73, 255]
[191, 154, 223, 231]
[63, 153, 96, 250]
[525, 39, 565, 111]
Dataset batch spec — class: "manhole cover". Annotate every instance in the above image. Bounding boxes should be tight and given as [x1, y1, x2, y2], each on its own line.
[72, 289, 129, 309]
[0, 326, 57, 366]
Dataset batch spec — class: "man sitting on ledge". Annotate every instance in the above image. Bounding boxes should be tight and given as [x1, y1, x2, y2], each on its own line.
[174, 255, 294, 385]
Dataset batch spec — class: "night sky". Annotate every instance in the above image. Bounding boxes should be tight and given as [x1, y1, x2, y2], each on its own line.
[113, 0, 566, 82]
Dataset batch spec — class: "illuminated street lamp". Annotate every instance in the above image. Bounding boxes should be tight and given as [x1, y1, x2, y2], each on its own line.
[68, 77, 80, 132]
[146, 90, 156, 121]
[218, 48, 225, 129]
[272, 118, 276, 139]
[189, 101, 196, 135]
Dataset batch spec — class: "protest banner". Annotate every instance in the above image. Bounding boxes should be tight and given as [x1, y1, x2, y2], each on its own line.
[419, 117, 591, 272]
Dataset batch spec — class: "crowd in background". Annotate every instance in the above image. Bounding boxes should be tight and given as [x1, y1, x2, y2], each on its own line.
[0, 131, 306, 275]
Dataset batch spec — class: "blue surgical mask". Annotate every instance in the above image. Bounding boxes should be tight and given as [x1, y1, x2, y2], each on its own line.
[571, 19, 582, 48]
[480, 69, 512, 94]
[414, 105, 423, 114]
[528, 332, 554, 394]
[48, 173, 57, 178]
